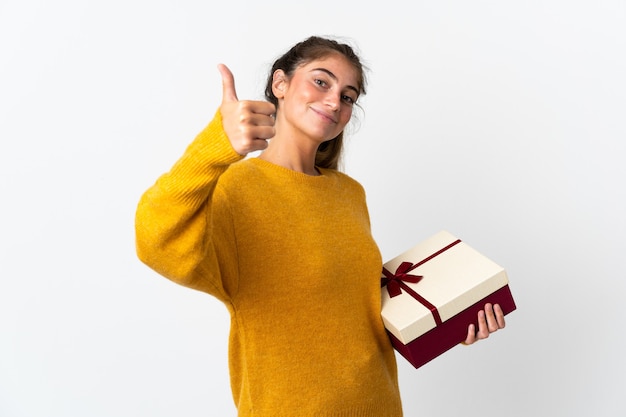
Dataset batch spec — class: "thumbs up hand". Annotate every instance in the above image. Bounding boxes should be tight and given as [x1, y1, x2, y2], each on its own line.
[217, 64, 276, 155]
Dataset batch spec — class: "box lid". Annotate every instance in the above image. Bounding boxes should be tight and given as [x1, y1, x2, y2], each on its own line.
[381, 230, 508, 344]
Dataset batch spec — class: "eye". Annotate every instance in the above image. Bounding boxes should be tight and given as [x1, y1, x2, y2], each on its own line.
[314, 78, 328, 88]
[342, 94, 356, 105]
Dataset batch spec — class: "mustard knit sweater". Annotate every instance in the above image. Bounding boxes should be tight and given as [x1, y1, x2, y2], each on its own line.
[135, 112, 403, 417]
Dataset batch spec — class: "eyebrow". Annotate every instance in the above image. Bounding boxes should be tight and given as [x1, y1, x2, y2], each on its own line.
[311, 67, 360, 96]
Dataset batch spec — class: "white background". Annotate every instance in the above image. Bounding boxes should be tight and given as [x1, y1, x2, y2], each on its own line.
[1, 1, 625, 416]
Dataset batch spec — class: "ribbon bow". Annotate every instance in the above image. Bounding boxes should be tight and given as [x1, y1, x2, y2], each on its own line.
[381, 239, 462, 327]
[381, 261, 423, 298]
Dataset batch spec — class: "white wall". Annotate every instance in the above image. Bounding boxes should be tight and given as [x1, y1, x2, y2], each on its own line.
[1, 1, 624, 416]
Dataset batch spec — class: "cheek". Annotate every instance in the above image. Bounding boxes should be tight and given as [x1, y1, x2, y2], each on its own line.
[302, 87, 320, 103]
[339, 108, 353, 124]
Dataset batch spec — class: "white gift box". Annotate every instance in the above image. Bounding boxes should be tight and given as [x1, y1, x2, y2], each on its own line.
[381, 230, 516, 368]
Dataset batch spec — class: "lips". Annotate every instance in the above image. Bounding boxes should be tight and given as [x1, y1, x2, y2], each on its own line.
[310, 107, 338, 124]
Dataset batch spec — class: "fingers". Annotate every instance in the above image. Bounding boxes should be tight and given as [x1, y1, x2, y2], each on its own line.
[475, 309, 490, 340]
[462, 303, 506, 346]
[463, 323, 477, 345]
[217, 64, 274, 116]
[217, 64, 276, 155]
[218, 63, 238, 103]
[493, 303, 506, 329]
[484, 303, 506, 332]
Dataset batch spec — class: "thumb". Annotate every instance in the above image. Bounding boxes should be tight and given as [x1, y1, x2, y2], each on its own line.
[217, 63, 238, 103]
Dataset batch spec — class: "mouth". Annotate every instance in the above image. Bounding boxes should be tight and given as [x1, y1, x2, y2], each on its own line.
[310, 107, 338, 124]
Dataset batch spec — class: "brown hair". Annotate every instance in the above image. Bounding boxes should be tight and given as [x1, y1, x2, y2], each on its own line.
[264, 36, 367, 170]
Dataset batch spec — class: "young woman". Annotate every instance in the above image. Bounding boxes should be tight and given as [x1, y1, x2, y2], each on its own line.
[135, 35, 505, 417]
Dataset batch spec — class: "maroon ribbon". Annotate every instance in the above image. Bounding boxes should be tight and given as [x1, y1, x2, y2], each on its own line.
[381, 239, 462, 327]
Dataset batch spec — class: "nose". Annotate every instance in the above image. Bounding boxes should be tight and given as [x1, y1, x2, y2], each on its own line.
[325, 92, 341, 111]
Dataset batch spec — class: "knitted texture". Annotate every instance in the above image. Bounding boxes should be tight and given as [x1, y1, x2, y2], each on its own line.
[135, 112, 403, 416]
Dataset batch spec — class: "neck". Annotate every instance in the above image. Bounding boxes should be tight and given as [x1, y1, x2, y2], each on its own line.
[259, 135, 320, 176]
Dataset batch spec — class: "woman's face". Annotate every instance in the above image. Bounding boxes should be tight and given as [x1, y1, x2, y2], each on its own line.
[273, 53, 360, 144]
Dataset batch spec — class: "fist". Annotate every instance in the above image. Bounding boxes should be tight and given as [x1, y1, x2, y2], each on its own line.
[217, 64, 276, 155]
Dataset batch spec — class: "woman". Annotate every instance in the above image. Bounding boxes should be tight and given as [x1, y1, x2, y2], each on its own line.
[135, 35, 505, 417]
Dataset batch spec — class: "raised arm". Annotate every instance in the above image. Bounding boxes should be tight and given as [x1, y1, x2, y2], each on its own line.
[134, 65, 275, 295]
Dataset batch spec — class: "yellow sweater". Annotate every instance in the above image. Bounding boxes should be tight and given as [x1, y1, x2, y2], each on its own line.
[135, 112, 403, 417]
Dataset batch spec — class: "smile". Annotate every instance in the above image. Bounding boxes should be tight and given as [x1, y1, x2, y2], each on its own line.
[311, 107, 338, 124]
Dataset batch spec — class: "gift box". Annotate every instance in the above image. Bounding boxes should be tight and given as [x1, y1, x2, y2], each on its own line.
[381, 230, 516, 369]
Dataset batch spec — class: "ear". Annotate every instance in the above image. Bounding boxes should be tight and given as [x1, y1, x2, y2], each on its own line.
[272, 69, 287, 99]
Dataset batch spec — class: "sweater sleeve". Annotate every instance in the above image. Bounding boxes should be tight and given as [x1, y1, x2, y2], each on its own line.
[135, 111, 244, 298]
